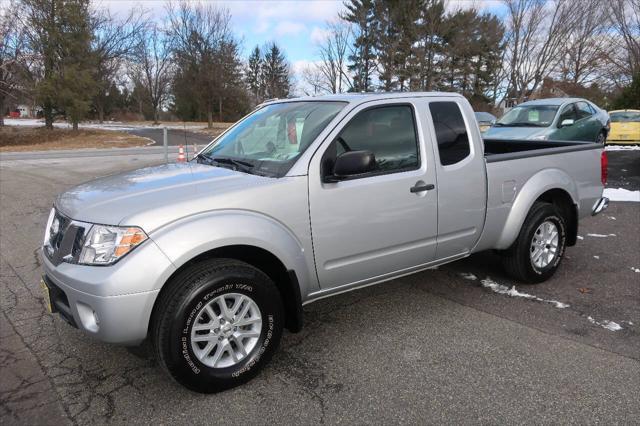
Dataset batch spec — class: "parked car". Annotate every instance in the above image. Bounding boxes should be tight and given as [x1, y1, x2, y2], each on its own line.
[484, 98, 609, 143]
[40, 92, 608, 393]
[607, 109, 640, 144]
[474, 111, 496, 132]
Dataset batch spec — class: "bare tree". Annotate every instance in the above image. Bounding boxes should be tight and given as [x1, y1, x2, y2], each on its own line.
[503, 0, 578, 102]
[316, 21, 352, 93]
[166, 1, 240, 128]
[0, 2, 29, 126]
[130, 23, 172, 124]
[91, 7, 146, 123]
[558, 0, 609, 85]
[300, 64, 325, 95]
[606, 0, 640, 86]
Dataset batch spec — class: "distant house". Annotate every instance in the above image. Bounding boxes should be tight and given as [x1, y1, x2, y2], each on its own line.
[14, 104, 42, 118]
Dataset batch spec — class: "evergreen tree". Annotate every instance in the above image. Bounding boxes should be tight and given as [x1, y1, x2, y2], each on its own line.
[245, 45, 263, 103]
[342, 0, 376, 92]
[22, 0, 97, 130]
[262, 42, 290, 99]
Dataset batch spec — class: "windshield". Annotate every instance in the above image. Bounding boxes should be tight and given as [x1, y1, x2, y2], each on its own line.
[200, 101, 346, 177]
[610, 111, 640, 122]
[496, 105, 559, 127]
[475, 112, 496, 122]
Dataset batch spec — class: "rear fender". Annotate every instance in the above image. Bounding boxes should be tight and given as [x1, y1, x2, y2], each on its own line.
[495, 169, 578, 249]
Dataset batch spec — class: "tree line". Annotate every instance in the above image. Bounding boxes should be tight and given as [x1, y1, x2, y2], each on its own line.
[1, 0, 638, 129]
[304, 0, 638, 111]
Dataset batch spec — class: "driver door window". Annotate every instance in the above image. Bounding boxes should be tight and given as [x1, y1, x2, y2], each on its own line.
[322, 105, 420, 178]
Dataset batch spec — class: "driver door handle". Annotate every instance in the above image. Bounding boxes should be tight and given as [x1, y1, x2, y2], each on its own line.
[410, 183, 435, 193]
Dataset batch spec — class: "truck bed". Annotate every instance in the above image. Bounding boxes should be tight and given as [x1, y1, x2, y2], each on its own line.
[483, 139, 601, 162]
[474, 139, 604, 253]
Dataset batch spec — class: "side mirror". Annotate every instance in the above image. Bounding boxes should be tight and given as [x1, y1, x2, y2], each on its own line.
[325, 150, 376, 182]
[560, 119, 575, 128]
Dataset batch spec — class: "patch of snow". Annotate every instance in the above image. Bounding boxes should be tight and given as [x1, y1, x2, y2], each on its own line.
[605, 145, 640, 151]
[459, 272, 477, 281]
[587, 316, 623, 331]
[577, 235, 584, 240]
[593, 255, 600, 259]
[587, 233, 616, 238]
[603, 187, 640, 202]
[477, 277, 569, 309]
[606, 216, 616, 220]
[3, 118, 204, 132]
[631, 267, 640, 273]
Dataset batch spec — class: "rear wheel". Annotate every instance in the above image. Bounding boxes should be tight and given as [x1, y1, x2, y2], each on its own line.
[501, 202, 567, 283]
[152, 258, 284, 393]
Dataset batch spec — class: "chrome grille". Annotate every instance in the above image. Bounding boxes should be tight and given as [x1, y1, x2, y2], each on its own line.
[44, 209, 88, 266]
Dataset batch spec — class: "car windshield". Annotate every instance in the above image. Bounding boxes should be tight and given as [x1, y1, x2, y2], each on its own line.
[610, 111, 640, 122]
[475, 112, 496, 123]
[495, 105, 559, 127]
[199, 101, 346, 177]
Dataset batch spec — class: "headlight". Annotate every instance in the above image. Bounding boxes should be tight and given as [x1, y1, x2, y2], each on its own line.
[79, 225, 147, 265]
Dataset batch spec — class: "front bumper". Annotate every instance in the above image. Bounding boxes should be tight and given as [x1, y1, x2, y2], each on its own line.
[592, 197, 609, 216]
[40, 240, 176, 345]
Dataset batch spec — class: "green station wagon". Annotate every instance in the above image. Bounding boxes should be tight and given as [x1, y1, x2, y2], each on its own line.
[485, 98, 609, 143]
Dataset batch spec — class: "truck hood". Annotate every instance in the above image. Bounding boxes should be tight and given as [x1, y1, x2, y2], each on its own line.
[56, 162, 273, 232]
[483, 126, 549, 139]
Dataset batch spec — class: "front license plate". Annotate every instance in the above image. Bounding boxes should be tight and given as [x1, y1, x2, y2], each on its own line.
[40, 279, 53, 313]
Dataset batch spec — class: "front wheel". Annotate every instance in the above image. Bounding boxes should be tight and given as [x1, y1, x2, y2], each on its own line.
[501, 202, 567, 283]
[152, 259, 284, 393]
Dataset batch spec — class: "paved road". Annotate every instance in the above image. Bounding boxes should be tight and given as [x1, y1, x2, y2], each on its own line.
[127, 128, 215, 148]
[0, 151, 638, 424]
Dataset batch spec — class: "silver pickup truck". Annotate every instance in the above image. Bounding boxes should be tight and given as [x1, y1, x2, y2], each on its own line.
[40, 92, 609, 392]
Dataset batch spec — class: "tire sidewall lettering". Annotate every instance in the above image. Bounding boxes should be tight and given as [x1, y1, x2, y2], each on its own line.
[177, 281, 270, 379]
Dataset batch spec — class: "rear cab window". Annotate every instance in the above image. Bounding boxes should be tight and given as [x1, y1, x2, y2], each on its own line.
[428, 102, 471, 166]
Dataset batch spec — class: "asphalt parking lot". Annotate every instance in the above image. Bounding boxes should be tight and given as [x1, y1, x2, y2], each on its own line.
[0, 149, 638, 425]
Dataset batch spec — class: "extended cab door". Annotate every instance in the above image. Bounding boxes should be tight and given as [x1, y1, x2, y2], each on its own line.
[426, 100, 487, 259]
[308, 100, 438, 289]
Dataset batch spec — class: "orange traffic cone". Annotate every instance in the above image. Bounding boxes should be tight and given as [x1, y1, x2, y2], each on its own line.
[177, 145, 186, 163]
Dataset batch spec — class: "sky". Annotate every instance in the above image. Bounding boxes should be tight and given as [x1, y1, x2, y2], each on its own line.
[99, 0, 506, 76]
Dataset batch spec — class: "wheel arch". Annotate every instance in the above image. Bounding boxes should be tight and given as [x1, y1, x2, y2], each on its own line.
[496, 169, 579, 249]
[149, 211, 316, 334]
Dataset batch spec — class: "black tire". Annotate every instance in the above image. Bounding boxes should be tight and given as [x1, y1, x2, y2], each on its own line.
[152, 258, 284, 393]
[501, 202, 567, 284]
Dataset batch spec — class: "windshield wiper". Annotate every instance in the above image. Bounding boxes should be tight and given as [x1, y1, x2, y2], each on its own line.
[210, 156, 255, 169]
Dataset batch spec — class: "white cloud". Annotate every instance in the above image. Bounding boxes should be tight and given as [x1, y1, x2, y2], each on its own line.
[310, 26, 331, 44]
[274, 21, 306, 36]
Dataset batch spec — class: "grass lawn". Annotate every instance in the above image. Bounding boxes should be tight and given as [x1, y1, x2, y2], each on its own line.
[0, 126, 151, 152]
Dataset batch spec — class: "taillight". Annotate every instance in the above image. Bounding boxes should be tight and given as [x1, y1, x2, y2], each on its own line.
[601, 151, 608, 186]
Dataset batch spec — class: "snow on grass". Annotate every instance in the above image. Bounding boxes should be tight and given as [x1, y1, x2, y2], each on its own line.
[588, 316, 623, 331]
[605, 145, 640, 151]
[603, 187, 640, 202]
[475, 276, 569, 309]
[587, 233, 616, 238]
[3, 118, 204, 131]
[593, 255, 600, 259]
[631, 267, 640, 273]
